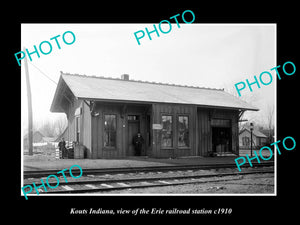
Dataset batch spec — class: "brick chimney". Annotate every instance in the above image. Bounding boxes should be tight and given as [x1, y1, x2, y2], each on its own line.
[121, 74, 129, 81]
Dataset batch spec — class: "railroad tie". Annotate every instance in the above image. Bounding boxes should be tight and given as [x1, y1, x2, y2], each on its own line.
[101, 183, 114, 188]
[85, 184, 97, 189]
[117, 182, 130, 187]
[158, 180, 171, 184]
[61, 185, 74, 191]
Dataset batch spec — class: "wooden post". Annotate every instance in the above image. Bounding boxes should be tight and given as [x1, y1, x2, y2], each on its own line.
[24, 47, 33, 156]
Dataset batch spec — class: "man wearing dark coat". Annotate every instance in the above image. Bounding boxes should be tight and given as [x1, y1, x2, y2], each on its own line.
[58, 137, 66, 159]
[132, 132, 144, 156]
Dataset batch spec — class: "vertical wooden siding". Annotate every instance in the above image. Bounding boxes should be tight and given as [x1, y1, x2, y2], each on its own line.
[152, 103, 197, 158]
[64, 97, 81, 144]
[125, 105, 149, 156]
[197, 108, 239, 156]
[197, 108, 211, 156]
[82, 101, 92, 158]
[65, 98, 240, 159]
[211, 109, 239, 154]
[90, 103, 151, 159]
[91, 103, 125, 158]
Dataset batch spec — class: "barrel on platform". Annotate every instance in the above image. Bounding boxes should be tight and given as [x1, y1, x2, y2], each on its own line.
[74, 144, 85, 159]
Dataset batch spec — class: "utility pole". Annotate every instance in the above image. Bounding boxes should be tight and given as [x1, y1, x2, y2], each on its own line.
[24, 47, 33, 156]
[250, 122, 254, 157]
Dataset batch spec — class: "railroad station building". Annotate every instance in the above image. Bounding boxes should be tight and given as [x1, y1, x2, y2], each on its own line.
[50, 72, 258, 159]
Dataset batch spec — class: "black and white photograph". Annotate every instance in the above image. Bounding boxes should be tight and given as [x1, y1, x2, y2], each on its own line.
[21, 23, 276, 197]
[10, 5, 298, 220]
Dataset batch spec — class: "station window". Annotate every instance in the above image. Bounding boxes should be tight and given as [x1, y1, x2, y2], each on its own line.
[127, 115, 140, 121]
[75, 116, 80, 143]
[104, 114, 117, 148]
[161, 115, 173, 148]
[178, 116, 189, 147]
[242, 136, 250, 146]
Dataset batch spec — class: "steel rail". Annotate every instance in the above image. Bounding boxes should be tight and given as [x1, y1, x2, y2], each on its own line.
[24, 161, 274, 179]
[31, 168, 274, 194]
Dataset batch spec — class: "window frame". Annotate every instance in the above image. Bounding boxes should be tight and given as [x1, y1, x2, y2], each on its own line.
[242, 136, 250, 146]
[177, 115, 190, 149]
[75, 115, 80, 143]
[160, 114, 174, 149]
[103, 114, 117, 149]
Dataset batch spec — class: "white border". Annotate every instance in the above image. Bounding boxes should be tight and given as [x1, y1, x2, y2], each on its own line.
[21, 23, 277, 198]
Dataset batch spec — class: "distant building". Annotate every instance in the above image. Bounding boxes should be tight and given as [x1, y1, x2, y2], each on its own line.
[239, 127, 267, 149]
[23, 131, 45, 149]
[41, 137, 57, 144]
[50, 72, 258, 158]
[23, 131, 44, 143]
[23, 130, 59, 149]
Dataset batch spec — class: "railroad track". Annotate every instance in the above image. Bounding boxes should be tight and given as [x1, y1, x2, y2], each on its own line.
[24, 167, 274, 194]
[24, 161, 274, 179]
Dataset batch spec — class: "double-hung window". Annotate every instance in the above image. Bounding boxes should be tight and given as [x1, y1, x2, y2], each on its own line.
[161, 115, 173, 148]
[75, 116, 80, 143]
[104, 114, 117, 148]
[178, 116, 189, 147]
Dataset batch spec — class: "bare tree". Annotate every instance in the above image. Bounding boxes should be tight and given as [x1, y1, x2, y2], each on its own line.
[266, 104, 274, 130]
[39, 120, 56, 137]
[54, 116, 68, 136]
[265, 104, 274, 144]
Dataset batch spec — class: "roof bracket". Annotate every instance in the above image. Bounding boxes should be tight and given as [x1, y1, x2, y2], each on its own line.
[238, 110, 245, 120]
[90, 101, 96, 113]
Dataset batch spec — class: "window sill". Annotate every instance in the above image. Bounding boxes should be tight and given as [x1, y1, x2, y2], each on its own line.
[161, 147, 174, 150]
[161, 147, 191, 150]
[103, 147, 117, 151]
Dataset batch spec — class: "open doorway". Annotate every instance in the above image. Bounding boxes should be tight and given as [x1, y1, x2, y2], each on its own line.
[212, 127, 232, 154]
[126, 110, 151, 157]
[127, 115, 140, 156]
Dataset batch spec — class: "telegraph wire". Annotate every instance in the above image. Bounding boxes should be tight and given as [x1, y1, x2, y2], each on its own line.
[28, 61, 58, 85]
[27, 61, 72, 105]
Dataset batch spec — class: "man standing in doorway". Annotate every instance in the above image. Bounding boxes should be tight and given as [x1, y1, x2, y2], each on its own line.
[132, 132, 144, 156]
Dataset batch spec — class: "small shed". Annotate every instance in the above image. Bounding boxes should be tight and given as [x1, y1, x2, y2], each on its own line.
[239, 127, 267, 149]
[23, 131, 44, 144]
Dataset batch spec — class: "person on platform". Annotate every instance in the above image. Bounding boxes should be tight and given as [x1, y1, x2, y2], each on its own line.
[58, 137, 66, 159]
[132, 132, 144, 156]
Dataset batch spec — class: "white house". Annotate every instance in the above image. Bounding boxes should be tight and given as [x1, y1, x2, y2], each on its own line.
[239, 127, 267, 149]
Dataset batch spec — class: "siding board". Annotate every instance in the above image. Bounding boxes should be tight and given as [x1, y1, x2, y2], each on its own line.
[152, 103, 196, 158]
[67, 98, 239, 159]
[82, 101, 91, 158]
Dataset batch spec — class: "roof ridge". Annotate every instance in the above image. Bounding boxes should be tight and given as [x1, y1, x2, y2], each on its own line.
[60, 71, 224, 91]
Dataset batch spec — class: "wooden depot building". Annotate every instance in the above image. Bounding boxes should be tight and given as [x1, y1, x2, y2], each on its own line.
[50, 72, 258, 159]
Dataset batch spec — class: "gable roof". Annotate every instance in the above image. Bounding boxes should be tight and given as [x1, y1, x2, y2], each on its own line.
[239, 127, 267, 138]
[23, 130, 44, 139]
[51, 72, 259, 112]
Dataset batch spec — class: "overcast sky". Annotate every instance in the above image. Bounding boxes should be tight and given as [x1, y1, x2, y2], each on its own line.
[21, 23, 276, 130]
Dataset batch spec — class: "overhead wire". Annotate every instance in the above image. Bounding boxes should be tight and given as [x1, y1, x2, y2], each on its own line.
[26, 62, 73, 105]
[28, 61, 57, 85]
